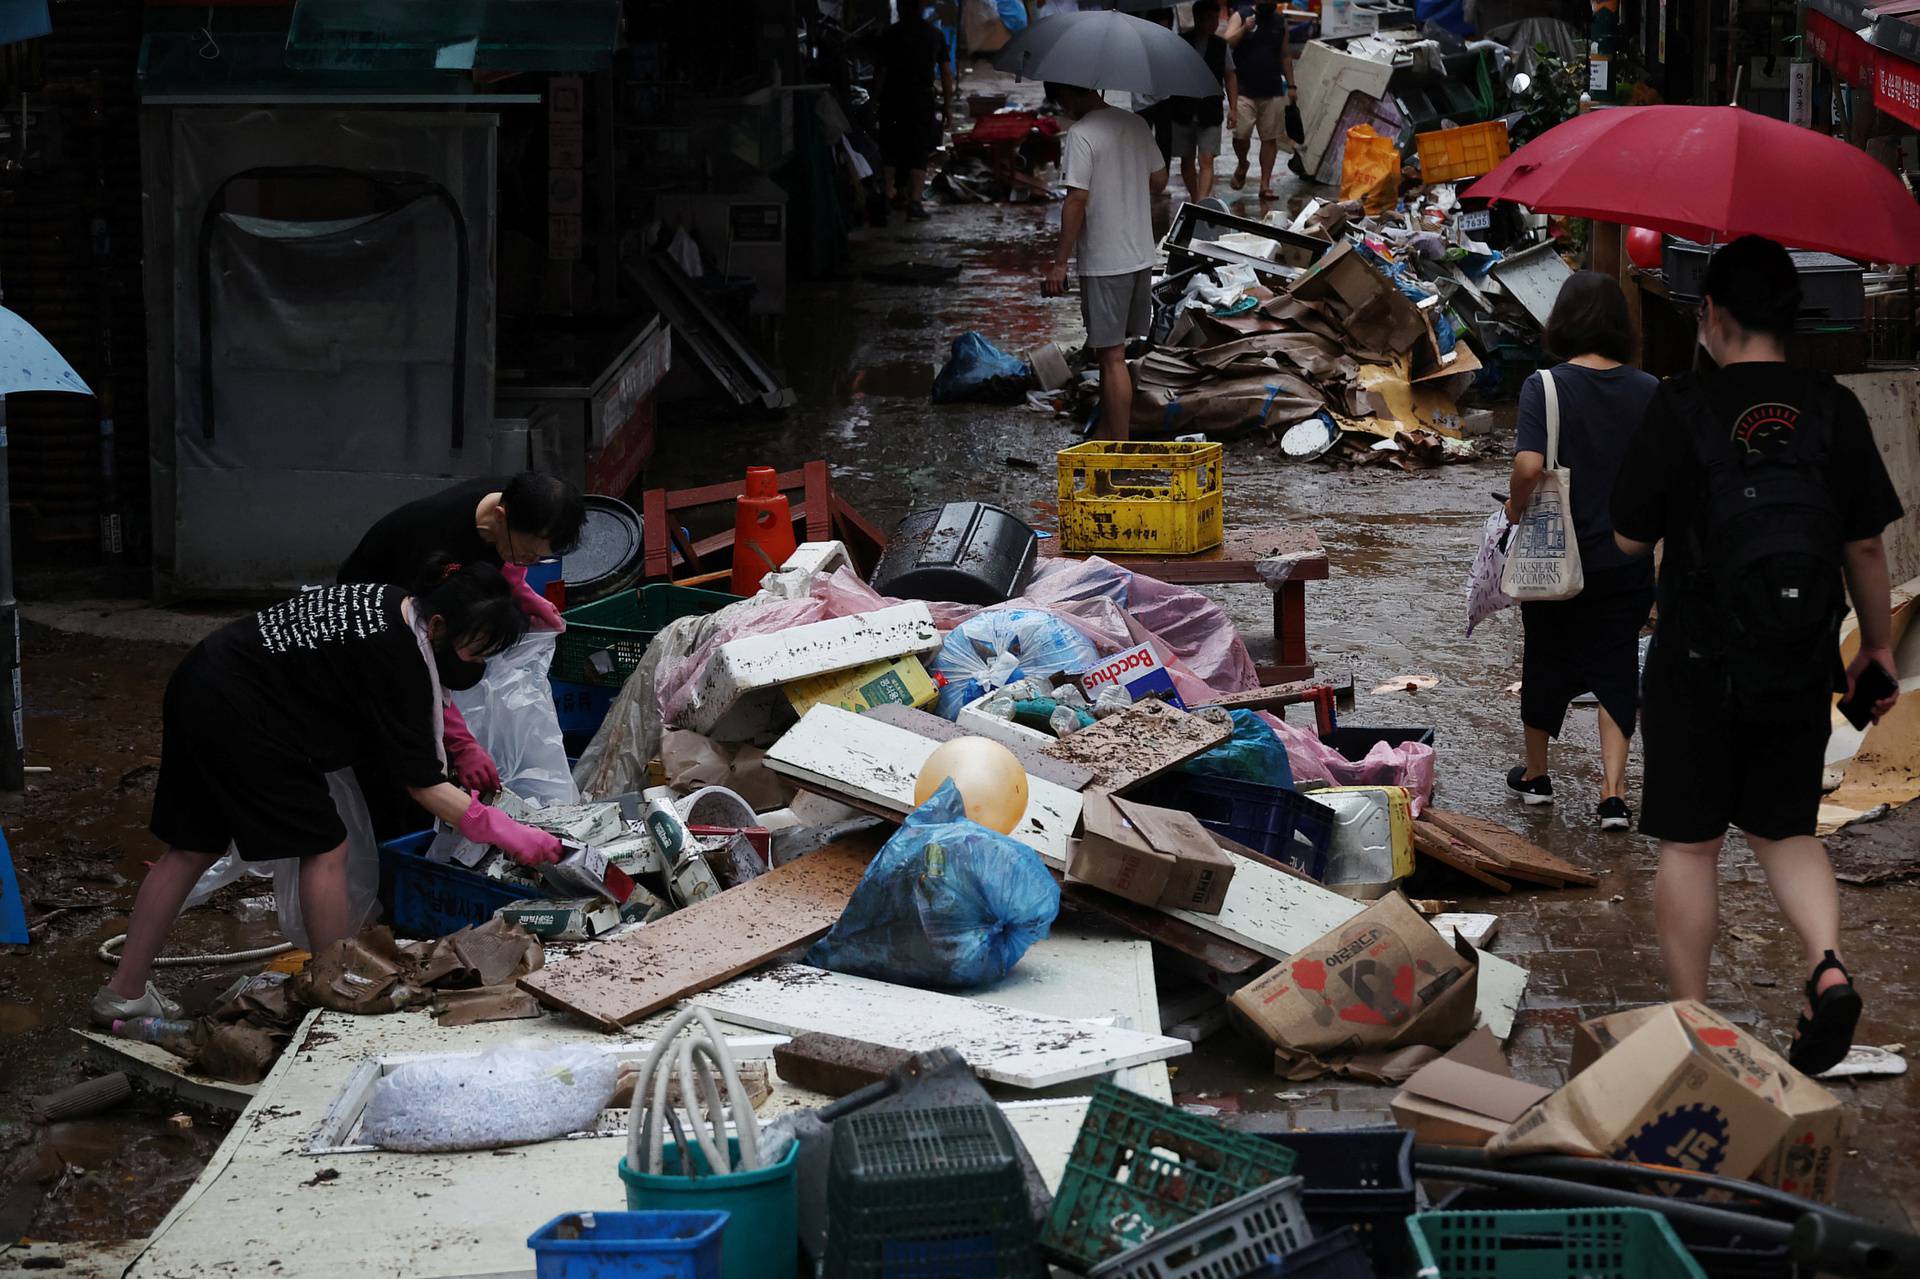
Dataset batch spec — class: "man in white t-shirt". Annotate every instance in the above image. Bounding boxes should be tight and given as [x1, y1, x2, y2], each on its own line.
[1041, 81, 1169, 442]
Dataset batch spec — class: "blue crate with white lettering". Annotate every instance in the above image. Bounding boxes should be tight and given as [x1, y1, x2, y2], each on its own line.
[376, 831, 523, 938]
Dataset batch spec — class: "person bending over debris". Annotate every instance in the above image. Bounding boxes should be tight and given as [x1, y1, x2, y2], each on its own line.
[1043, 81, 1168, 442]
[340, 472, 583, 811]
[1503, 271, 1657, 829]
[1611, 235, 1903, 1075]
[92, 564, 563, 1027]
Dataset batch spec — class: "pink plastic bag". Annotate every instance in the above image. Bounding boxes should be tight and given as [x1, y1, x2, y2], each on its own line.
[1466, 507, 1516, 637]
[1264, 714, 1435, 815]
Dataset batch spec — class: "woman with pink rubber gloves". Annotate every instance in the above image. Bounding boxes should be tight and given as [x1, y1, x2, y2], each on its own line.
[337, 473, 584, 820]
[93, 564, 563, 1025]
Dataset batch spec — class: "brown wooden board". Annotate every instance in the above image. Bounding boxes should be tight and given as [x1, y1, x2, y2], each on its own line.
[518, 830, 884, 1031]
[1423, 809, 1598, 888]
[1039, 701, 1231, 794]
[1194, 681, 1331, 713]
[1412, 821, 1514, 894]
[1059, 884, 1269, 974]
[860, 704, 1097, 791]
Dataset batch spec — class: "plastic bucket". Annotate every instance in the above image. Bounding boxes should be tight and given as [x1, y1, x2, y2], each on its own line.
[619, 1138, 798, 1279]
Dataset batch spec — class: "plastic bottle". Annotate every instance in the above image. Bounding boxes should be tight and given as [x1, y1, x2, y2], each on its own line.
[1092, 685, 1134, 719]
[1053, 683, 1089, 710]
[644, 798, 690, 861]
[1049, 706, 1081, 738]
[111, 1017, 196, 1056]
[978, 692, 1017, 720]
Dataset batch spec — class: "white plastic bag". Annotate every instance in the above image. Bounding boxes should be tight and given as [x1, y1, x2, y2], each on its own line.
[182, 768, 381, 950]
[1500, 370, 1585, 602]
[452, 631, 577, 805]
[359, 1041, 620, 1153]
[1465, 506, 1516, 637]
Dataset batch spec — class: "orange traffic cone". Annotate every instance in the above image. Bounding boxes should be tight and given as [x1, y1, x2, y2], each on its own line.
[729, 466, 797, 596]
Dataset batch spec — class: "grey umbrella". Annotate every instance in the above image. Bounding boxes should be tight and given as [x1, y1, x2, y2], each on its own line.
[991, 11, 1220, 97]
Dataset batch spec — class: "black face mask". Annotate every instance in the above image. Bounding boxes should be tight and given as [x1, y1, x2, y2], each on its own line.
[434, 641, 488, 692]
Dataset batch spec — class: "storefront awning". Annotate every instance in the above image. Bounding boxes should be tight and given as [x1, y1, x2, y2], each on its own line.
[1875, 42, 1920, 127]
[1807, 6, 1877, 85]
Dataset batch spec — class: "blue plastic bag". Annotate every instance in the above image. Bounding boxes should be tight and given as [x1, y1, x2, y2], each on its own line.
[931, 332, 1033, 405]
[1181, 709, 1294, 788]
[931, 607, 1100, 717]
[806, 780, 1059, 990]
[994, 0, 1028, 34]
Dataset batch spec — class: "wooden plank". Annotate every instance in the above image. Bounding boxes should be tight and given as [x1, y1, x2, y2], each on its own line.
[765, 706, 1085, 861]
[861, 704, 1097, 791]
[1061, 884, 1270, 974]
[1194, 681, 1332, 713]
[1412, 820, 1515, 893]
[519, 831, 883, 1030]
[1425, 809, 1599, 888]
[691, 964, 1189, 1089]
[1039, 700, 1230, 793]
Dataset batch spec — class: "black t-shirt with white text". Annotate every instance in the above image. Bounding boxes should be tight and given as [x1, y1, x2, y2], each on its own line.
[198, 584, 446, 790]
[1610, 363, 1903, 659]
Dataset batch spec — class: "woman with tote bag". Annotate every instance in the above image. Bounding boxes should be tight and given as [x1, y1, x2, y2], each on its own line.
[1503, 272, 1659, 830]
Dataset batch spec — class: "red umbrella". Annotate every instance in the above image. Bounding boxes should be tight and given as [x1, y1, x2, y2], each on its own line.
[1469, 105, 1920, 264]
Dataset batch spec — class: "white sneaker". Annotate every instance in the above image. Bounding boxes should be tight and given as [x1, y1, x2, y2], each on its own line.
[90, 982, 183, 1027]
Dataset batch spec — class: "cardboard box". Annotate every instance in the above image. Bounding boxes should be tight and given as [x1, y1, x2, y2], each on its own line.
[495, 898, 622, 942]
[1566, 1003, 1848, 1203]
[784, 654, 938, 716]
[1391, 1028, 1552, 1147]
[1289, 241, 1429, 357]
[1228, 893, 1479, 1072]
[1489, 1001, 1804, 1190]
[1067, 792, 1235, 915]
[1074, 642, 1187, 709]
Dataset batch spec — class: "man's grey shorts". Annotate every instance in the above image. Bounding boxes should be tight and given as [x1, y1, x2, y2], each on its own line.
[1079, 268, 1152, 351]
[1170, 119, 1223, 157]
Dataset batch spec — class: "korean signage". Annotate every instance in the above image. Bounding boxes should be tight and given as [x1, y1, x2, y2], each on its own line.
[1876, 46, 1920, 131]
[1804, 9, 1874, 88]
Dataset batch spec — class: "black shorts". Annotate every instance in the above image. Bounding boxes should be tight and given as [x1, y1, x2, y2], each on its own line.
[1519, 561, 1653, 738]
[879, 111, 940, 172]
[1637, 649, 1831, 843]
[149, 649, 347, 861]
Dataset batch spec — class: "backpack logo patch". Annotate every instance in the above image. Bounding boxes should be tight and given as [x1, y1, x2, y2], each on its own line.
[1732, 401, 1801, 455]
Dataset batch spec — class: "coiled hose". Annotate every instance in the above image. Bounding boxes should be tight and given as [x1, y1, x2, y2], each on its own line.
[96, 934, 295, 967]
[625, 1006, 763, 1178]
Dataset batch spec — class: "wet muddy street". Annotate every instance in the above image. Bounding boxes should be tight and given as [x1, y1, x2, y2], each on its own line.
[3, 69, 1916, 1247]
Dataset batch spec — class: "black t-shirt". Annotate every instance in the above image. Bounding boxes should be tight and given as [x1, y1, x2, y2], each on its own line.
[338, 476, 508, 590]
[1515, 363, 1659, 573]
[200, 584, 446, 789]
[1611, 363, 1904, 653]
[876, 20, 946, 115]
[1235, 7, 1289, 98]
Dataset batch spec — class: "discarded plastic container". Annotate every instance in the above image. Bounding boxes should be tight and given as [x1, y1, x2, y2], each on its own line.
[1254, 1128, 1414, 1273]
[1316, 787, 1416, 890]
[1242, 1226, 1379, 1279]
[1320, 726, 1436, 762]
[377, 830, 525, 938]
[619, 1138, 799, 1279]
[526, 1209, 728, 1279]
[871, 502, 1039, 606]
[111, 1017, 195, 1056]
[1137, 774, 1336, 879]
[1406, 1208, 1707, 1279]
[1086, 1176, 1310, 1279]
[730, 467, 798, 597]
[1056, 440, 1224, 555]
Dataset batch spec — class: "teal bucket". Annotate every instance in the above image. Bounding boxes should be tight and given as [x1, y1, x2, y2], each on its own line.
[618, 1138, 798, 1279]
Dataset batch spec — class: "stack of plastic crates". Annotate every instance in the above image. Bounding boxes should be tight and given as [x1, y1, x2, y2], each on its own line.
[824, 1103, 1040, 1278]
[1255, 1128, 1414, 1273]
[1407, 1209, 1708, 1279]
[1086, 1177, 1310, 1279]
[1042, 1081, 1299, 1272]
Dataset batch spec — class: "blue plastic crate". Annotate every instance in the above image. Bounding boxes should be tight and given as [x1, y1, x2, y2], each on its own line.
[1137, 773, 1337, 879]
[527, 1210, 727, 1279]
[377, 831, 525, 938]
[552, 678, 617, 738]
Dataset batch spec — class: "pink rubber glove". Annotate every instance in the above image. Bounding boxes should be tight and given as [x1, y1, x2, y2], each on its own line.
[442, 703, 501, 794]
[501, 562, 565, 633]
[458, 795, 563, 866]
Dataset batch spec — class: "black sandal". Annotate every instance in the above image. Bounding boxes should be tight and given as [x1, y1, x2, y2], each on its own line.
[1788, 951, 1862, 1077]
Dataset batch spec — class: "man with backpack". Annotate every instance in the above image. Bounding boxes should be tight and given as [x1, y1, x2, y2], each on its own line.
[1611, 235, 1902, 1076]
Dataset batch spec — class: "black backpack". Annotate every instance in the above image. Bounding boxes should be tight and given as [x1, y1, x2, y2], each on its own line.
[1669, 373, 1846, 716]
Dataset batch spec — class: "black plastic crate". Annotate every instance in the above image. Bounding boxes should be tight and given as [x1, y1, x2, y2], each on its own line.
[1245, 1226, 1378, 1279]
[1134, 773, 1337, 879]
[1253, 1128, 1415, 1275]
[825, 1103, 1040, 1278]
[1319, 726, 1435, 762]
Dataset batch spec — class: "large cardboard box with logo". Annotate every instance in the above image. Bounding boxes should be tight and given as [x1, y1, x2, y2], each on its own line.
[1492, 1001, 1846, 1202]
[1566, 1002, 1847, 1204]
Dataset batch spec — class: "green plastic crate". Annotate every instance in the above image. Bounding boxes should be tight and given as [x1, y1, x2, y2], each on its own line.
[1406, 1209, 1708, 1279]
[1042, 1081, 1298, 1272]
[551, 584, 738, 686]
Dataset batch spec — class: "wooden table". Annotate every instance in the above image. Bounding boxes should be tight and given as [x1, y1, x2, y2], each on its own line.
[1040, 524, 1330, 684]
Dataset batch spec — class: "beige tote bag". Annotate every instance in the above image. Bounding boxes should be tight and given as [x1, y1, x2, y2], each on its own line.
[1500, 369, 1585, 602]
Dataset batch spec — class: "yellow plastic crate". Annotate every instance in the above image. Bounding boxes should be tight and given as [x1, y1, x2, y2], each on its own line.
[1056, 440, 1224, 555]
[1415, 119, 1511, 183]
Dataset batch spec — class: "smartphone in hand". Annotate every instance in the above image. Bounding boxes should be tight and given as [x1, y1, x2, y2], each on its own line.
[1839, 661, 1899, 730]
